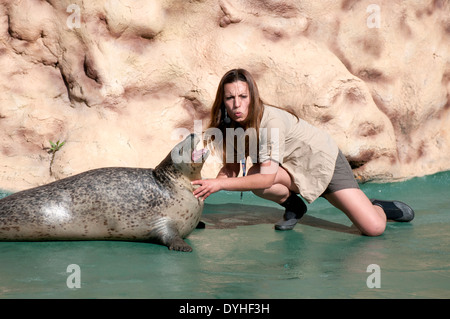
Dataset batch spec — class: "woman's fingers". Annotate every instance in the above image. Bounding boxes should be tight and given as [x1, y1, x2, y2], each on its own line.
[191, 179, 219, 200]
[191, 180, 208, 200]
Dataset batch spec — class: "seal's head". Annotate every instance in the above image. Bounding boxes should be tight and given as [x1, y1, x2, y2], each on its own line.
[168, 133, 209, 180]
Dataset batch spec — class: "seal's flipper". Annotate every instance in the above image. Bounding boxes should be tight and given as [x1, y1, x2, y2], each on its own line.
[146, 219, 193, 252]
[168, 236, 192, 252]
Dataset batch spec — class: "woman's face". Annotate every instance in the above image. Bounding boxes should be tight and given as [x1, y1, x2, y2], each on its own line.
[223, 81, 250, 124]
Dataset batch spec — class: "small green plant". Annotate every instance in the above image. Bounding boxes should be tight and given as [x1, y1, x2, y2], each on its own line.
[47, 140, 65, 176]
[49, 140, 65, 153]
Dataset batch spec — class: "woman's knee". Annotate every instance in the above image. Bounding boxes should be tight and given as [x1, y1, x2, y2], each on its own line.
[360, 219, 386, 237]
[324, 189, 386, 237]
[251, 184, 290, 204]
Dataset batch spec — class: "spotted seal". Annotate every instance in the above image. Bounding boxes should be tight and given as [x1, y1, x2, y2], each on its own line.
[0, 133, 209, 252]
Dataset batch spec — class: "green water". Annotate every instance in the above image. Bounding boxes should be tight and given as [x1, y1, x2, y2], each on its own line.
[0, 171, 449, 299]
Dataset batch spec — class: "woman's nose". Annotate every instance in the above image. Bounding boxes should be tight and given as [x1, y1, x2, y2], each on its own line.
[235, 97, 241, 107]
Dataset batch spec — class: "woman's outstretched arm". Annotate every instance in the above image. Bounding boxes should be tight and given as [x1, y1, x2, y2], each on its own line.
[191, 160, 278, 200]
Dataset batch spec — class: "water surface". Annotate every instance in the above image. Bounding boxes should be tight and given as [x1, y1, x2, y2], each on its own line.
[0, 171, 449, 298]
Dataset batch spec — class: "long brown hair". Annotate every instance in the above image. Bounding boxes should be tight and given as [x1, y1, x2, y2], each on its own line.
[206, 68, 297, 163]
[208, 68, 264, 132]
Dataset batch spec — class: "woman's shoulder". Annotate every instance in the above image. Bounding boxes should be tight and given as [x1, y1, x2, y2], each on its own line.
[262, 104, 297, 124]
[262, 104, 279, 113]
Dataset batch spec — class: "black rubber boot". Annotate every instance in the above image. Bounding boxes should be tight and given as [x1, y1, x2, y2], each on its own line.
[370, 199, 415, 222]
[275, 192, 307, 231]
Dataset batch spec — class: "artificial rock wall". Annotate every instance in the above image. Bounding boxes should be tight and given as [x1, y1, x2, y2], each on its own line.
[0, 0, 449, 191]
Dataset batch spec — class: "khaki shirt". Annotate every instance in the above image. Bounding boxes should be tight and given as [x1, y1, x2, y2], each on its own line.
[255, 105, 339, 203]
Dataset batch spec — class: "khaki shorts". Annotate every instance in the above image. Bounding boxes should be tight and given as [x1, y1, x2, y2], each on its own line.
[321, 150, 360, 196]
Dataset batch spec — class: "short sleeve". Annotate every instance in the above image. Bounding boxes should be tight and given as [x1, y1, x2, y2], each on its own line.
[257, 118, 286, 165]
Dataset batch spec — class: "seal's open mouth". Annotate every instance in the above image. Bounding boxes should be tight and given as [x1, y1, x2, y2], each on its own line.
[191, 148, 209, 162]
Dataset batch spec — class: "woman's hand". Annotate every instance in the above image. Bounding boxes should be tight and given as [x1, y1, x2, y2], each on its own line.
[191, 179, 223, 201]
[191, 161, 279, 201]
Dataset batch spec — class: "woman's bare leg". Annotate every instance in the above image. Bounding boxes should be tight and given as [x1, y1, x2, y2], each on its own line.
[247, 164, 386, 236]
[247, 164, 299, 204]
[247, 164, 306, 230]
[323, 188, 386, 236]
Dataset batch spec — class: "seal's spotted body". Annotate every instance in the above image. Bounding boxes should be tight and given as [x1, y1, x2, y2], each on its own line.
[0, 134, 208, 252]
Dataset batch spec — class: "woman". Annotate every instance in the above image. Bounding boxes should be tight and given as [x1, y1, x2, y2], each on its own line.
[192, 69, 414, 236]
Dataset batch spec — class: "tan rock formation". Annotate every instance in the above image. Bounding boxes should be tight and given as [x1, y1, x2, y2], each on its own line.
[0, 0, 449, 192]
